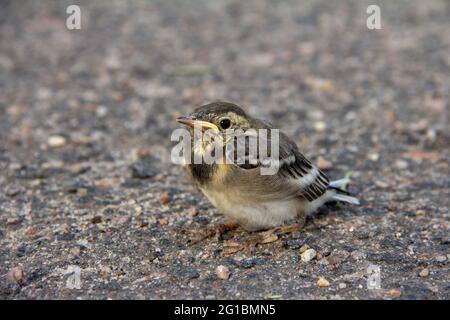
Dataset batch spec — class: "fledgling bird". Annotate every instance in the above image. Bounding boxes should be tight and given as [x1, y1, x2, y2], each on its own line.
[176, 102, 359, 232]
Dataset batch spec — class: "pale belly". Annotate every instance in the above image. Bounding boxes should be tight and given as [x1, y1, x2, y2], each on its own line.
[200, 187, 308, 231]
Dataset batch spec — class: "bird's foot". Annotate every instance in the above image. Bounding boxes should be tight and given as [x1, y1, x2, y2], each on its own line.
[185, 221, 240, 245]
[223, 221, 304, 255]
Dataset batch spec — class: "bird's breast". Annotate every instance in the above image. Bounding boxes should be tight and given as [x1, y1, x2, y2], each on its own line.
[199, 181, 305, 231]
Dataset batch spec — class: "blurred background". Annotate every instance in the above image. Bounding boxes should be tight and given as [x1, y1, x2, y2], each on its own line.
[1, 0, 448, 159]
[0, 0, 449, 299]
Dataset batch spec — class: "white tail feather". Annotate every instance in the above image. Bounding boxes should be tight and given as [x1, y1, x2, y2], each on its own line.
[332, 193, 360, 205]
[329, 178, 351, 188]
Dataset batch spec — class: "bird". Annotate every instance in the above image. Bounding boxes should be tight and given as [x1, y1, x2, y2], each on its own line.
[176, 101, 359, 236]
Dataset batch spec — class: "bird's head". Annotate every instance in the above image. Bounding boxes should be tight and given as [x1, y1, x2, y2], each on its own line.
[176, 102, 252, 133]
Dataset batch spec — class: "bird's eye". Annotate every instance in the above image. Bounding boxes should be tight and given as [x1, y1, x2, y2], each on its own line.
[219, 118, 231, 129]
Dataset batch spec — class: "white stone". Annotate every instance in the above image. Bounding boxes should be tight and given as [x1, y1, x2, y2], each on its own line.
[47, 135, 66, 148]
[301, 248, 317, 262]
[215, 265, 230, 280]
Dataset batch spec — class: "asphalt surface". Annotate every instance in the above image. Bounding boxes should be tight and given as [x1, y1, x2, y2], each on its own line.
[0, 0, 449, 299]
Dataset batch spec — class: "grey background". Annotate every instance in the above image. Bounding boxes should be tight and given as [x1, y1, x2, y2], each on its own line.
[0, 0, 449, 299]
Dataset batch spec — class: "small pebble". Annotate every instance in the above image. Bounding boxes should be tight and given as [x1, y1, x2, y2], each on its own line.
[136, 148, 150, 160]
[9, 163, 22, 171]
[415, 210, 426, 216]
[188, 207, 199, 217]
[78, 188, 88, 197]
[299, 244, 309, 253]
[435, 255, 447, 263]
[130, 160, 157, 179]
[426, 284, 439, 293]
[313, 121, 326, 132]
[375, 180, 389, 188]
[47, 135, 66, 148]
[368, 153, 380, 161]
[389, 289, 401, 298]
[6, 217, 20, 225]
[301, 248, 317, 262]
[316, 156, 332, 170]
[395, 159, 409, 169]
[70, 247, 81, 256]
[7, 266, 24, 285]
[318, 258, 329, 266]
[114, 216, 131, 225]
[351, 250, 367, 261]
[91, 216, 102, 224]
[159, 193, 171, 205]
[418, 268, 429, 277]
[239, 259, 256, 269]
[96, 105, 108, 117]
[24, 227, 36, 236]
[5, 186, 21, 197]
[338, 283, 347, 289]
[138, 220, 149, 227]
[215, 265, 231, 280]
[309, 110, 324, 120]
[100, 265, 112, 276]
[328, 249, 350, 265]
[317, 278, 330, 287]
[158, 218, 168, 225]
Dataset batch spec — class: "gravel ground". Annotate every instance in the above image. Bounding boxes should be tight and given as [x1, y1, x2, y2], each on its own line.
[0, 0, 449, 300]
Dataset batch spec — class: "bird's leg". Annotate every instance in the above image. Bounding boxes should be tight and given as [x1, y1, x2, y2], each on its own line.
[223, 218, 305, 255]
[272, 219, 306, 235]
[186, 221, 240, 245]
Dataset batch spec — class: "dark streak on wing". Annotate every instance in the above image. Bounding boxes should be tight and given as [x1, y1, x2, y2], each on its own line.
[278, 151, 330, 202]
[230, 127, 330, 202]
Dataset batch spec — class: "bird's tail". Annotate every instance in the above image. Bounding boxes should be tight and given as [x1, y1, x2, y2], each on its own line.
[331, 193, 360, 205]
[328, 178, 360, 205]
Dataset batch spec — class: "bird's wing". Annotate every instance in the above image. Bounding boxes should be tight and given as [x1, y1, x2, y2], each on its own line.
[276, 149, 330, 201]
[228, 130, 330, 202]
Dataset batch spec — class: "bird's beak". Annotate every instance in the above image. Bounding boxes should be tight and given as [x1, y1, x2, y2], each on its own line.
[176, 117, 219, 131]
